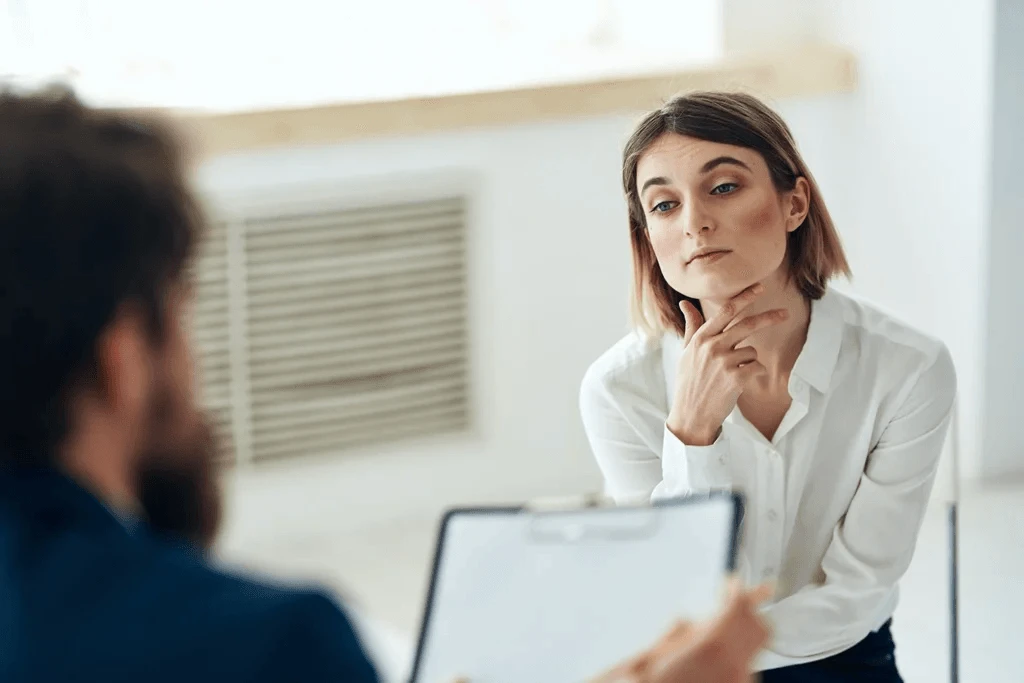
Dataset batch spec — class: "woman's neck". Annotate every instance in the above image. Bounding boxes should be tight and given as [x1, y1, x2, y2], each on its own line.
[700, 277, 811, 385]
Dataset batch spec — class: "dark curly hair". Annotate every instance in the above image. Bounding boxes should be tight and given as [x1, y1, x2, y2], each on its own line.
[0, 87, 203, 466]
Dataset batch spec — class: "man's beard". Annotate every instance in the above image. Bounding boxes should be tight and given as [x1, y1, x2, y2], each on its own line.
[136, 412, 223, 550]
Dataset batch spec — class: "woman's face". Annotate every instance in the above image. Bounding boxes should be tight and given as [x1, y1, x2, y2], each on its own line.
[635, 133, 808, 303]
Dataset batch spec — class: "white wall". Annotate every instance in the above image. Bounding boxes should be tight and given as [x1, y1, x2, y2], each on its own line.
[981, 0, 1024, 478]
[812, 0, 997, 483]
[722, 0, 824, 53]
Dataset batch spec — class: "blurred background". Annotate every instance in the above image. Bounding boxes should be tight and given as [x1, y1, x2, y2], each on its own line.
[3, 0, 1023, 680]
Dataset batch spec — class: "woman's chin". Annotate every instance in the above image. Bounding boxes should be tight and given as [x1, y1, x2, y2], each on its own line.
[677, 280, 754, 304]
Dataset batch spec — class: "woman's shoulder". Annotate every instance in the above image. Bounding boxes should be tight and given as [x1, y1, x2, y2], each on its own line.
[829, 289, 946, 353]
[827, 288, 956, 388]
[580, 330, 673, 405]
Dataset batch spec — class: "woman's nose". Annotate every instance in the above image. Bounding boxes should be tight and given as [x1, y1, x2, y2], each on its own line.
[682, 202, 713, 237]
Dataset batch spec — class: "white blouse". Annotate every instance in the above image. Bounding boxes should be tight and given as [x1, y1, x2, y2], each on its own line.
[579, 288, 956, 671]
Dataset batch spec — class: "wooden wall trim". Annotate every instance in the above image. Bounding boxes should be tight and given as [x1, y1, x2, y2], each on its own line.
[162, 43, 856, 159]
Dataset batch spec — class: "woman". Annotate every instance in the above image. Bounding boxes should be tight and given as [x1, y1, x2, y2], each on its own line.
[580, 92, 956, 682]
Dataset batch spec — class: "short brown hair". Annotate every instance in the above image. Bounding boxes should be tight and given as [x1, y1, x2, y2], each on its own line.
[0, 87, 203, 465]
[623, 91, 851, 338]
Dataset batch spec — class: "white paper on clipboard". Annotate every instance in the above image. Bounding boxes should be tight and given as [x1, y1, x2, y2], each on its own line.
[409, 492, 743, 683]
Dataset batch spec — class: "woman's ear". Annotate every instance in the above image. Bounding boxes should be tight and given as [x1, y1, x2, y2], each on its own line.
[785, 177, 811, 233]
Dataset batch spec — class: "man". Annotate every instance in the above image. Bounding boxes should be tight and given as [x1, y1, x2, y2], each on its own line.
[0, 88, 770, 683]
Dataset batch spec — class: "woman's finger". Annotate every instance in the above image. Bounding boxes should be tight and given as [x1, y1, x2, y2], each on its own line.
[720, 309, 789, 348]
[735, 359, 768, 384]
[679, 300, 704, 346]
[725, 346, 759, 367]
[699, 283, 765, 337]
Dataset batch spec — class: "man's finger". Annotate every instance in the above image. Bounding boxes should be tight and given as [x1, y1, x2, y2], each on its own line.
[652, 620, 697, 655]
[736, 610, 773, 657]
[721, 584, 774, 652]
[701, 283, 765, 336]
[746, 582, 776, 605]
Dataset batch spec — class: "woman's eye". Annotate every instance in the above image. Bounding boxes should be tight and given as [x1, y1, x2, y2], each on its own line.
[651, 200, 678, 213]
[710, 182, 738, 195]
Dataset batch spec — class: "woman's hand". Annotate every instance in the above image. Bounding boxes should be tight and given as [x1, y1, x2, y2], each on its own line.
[592, 581, 773, 683]
[666, 283, 789, 446]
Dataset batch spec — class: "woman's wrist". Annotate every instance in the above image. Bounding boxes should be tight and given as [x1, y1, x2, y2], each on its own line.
[666, 415, 721, 447]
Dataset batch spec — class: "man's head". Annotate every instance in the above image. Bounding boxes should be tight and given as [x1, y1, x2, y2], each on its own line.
[0, 88, 222, 547]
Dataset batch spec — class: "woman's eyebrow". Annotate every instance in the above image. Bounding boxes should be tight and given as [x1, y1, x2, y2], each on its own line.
[640, 176, 670, 196]
[700, 156, 752, 174]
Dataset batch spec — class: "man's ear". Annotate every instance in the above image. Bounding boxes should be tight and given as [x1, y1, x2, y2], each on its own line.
[94, 306, 152, 421]
[786, 177, 811, 233]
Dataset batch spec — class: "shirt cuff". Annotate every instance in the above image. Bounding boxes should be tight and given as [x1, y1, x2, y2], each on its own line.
[656, 425, 731, 497]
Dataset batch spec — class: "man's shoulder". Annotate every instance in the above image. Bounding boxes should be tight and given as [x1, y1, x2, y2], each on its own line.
[139, 550, 380, 682]
[2, 523, 379, 683]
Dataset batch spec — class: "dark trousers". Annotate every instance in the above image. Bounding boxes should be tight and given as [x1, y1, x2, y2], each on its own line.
[760, 621, 902, 683]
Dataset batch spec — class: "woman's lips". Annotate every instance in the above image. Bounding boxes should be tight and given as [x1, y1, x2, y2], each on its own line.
[687, 250, 730, 266]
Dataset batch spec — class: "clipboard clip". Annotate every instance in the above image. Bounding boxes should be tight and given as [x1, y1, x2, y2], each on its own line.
[524, 493, 662, 544]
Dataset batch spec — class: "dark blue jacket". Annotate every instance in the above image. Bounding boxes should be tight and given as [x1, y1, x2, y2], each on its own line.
[0, 469, 379, 683]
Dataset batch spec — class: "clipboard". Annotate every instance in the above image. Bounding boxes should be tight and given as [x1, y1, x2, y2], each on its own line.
[409, 491, 743, 683]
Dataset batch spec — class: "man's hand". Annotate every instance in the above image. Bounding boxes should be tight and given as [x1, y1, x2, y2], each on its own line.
[592, 581, 773, 683]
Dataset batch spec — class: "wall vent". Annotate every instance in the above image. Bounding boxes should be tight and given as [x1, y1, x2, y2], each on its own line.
[190, 194, 470, 465]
